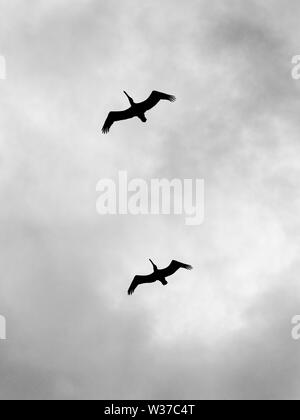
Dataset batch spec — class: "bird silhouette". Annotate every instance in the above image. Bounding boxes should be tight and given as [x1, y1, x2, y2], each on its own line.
[128, 259, 193, 295]
[102, 90, 176, 134]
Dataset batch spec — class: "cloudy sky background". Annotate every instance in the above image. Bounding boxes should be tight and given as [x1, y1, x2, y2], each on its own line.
[1, 0, 300, 399]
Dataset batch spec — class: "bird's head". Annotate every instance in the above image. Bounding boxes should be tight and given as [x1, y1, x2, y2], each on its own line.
[149, 259, 158, 271]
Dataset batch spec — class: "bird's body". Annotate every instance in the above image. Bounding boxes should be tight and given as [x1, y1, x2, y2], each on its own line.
[128, 260, 193, 295]
[102, 91, 176, 134]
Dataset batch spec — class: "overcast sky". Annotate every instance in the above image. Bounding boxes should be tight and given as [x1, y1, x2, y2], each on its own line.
[1, 0, 300, 400]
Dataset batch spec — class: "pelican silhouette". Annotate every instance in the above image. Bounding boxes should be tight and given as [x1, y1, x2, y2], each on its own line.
[128, 259, 193, 295]
[102, 90, 176, 134]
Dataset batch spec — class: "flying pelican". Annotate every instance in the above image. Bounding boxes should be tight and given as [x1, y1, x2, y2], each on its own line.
[102, 90, 176, 134]
[128, 259, 193, 295]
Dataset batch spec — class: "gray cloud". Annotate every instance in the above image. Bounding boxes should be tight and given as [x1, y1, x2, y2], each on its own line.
[0, 0, 300, 400]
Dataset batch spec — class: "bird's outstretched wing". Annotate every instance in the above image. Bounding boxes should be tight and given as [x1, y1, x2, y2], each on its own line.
[102, 108, 135, 134]
[138, 91, 176, 113]
[160, 260, 193, 278]
[128, 274, 155, 295]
